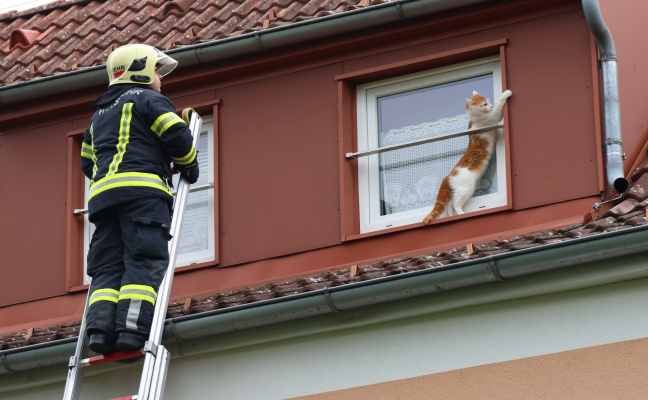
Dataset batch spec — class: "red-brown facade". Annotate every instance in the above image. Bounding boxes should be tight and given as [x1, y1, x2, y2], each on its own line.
[1, 0, 647, 337]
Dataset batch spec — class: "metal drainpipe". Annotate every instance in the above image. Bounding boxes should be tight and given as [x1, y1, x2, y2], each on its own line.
[582, 0, 629, 195]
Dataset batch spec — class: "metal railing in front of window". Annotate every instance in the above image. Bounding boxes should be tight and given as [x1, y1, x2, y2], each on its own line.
[345, 123, 504, 160]
[73, 182, 214, 216]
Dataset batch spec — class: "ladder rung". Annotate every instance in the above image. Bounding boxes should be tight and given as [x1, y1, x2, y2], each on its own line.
[80, 350, 145, 367]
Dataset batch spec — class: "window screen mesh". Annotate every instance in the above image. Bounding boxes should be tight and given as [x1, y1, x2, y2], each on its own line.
[378, 115, 498, 216]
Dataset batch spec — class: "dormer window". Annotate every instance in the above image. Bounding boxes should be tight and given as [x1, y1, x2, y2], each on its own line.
[354, 57, 509, 233]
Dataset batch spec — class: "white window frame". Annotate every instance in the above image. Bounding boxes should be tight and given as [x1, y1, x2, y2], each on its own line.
[83, 116, 215, 284]
[356, 57, 507, 233]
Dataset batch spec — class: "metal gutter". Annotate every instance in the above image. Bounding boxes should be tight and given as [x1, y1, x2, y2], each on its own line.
[582, 0, 629, 194]
[3, 224, 648, 375]
[0, 0, 495, 106]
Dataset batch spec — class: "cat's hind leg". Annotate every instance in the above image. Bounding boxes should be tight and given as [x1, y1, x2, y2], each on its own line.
[446, 202, 456, 217]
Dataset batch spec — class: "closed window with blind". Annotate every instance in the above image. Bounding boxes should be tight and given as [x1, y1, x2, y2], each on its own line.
[83, 116, 215, 283]
[355, 57, 508, 233]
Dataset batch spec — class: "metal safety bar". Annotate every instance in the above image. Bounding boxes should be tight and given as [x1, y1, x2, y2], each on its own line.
[73, 182, 214, 216]
[345, 123, 504, 159]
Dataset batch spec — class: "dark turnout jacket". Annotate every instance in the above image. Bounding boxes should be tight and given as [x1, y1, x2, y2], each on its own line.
[81, 84, 196, 218]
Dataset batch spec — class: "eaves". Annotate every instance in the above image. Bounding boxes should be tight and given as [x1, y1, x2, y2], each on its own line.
[0, 0, 499, 106]
[2, 223, 648, 378]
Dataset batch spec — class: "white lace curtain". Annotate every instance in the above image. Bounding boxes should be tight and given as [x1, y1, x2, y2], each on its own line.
[378, 115, 498, 216]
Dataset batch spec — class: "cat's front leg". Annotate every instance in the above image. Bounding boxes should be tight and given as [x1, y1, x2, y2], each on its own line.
[490, 90, 512, 120]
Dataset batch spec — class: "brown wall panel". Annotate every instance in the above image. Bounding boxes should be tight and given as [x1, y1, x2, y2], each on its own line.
[0, 123, 70, 305]
[217, 64, 343, 266]
[505, 9, 599, 209]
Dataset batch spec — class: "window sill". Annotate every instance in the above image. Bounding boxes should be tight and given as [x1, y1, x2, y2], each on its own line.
[343, 205, 511, 242]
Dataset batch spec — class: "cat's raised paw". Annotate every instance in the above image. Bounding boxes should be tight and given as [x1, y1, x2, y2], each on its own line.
[502, 89, 512, 98]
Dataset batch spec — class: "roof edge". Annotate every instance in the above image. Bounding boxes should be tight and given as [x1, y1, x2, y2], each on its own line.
[0, 0, 496, 106]
[2, 224, 648, 379]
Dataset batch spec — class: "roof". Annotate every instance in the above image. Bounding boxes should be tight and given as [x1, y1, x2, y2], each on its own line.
[3, 154, 648, 350]
[0, 0, 393, 87]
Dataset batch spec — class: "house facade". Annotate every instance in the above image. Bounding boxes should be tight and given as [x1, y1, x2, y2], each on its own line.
[2, 0, 648, 398]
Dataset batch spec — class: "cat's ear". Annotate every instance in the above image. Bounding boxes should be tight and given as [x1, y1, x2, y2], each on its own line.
[472, 90, 479, 96]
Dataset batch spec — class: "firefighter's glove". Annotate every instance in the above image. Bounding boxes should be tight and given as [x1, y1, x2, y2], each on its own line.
[181, 108, 196, 124]
[174, 161, 199, 184]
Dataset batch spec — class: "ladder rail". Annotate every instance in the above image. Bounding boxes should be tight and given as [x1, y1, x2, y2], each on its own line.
[62, 291, 91, 400]
[137, 111, 202, 399]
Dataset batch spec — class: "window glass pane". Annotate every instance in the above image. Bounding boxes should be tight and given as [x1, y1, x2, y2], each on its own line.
[172, 132, 210, 256]
[376, 74, 496, 216]
[84, 118, 214, 283]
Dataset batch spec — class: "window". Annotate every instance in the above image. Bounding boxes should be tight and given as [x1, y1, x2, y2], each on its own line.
[82, 116, 216, 284]
[355, 57, 507, 233]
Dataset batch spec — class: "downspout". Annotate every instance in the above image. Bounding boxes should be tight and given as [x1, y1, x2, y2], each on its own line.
[582, 0, 629, 195]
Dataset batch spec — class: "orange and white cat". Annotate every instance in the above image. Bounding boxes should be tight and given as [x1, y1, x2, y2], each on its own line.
[422, 89, 512, 224]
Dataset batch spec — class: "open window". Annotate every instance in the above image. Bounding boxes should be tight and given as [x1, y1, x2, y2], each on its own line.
[80, 116, 216, 284]
[354, 57, 508, 233]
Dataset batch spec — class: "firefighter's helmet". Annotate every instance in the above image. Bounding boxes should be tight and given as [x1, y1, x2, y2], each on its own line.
[106, 44, 178, 86]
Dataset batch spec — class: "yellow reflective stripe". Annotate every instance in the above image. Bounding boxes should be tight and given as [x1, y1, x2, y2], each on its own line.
[81, 142, 93, 159]
[90, 123, 98, 179]
[121, 284, 157, 294]
[151, 112, 184, 137]
[120, 294, 157, 305]
[88, 172, 172, 199]
[108, 103, 133, 176]
[89, 288, 119, 306]
[171, 147, 197, 165]
[120, 284, 157, 306]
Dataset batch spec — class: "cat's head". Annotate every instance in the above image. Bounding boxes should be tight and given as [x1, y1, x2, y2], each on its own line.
[466, 91, 493, 114]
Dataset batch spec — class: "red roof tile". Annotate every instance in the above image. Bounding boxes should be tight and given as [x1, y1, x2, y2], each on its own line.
[0, 0, 392, 87]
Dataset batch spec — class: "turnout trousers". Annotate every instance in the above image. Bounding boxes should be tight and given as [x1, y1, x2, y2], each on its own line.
[85, 196, 172, 339]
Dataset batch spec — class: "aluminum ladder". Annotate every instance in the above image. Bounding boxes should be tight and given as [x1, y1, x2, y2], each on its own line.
[63, 109, 203, 400]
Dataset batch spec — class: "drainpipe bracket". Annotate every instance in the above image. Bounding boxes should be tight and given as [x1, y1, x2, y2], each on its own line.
[0, 352, 16, 374]
[254, 32, 268, 52]
[165, 319, 185, 343]
[487, 258, 505, 281]
[593, 193, 623, 211]
[605, 138, 622, 146]
[323, 288, 341, 313]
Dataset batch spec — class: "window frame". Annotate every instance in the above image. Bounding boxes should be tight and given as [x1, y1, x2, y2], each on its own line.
[356, 57, 507, 233]
[66, 101, 220, 291]
[80, 117, 215, 284]
[335, 39, 511, 240]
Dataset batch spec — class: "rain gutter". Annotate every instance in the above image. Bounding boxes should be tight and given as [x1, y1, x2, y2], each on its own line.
[3, 224, 648, 375]
[582, 0, 629, 194]
[0, 0, 495, 106]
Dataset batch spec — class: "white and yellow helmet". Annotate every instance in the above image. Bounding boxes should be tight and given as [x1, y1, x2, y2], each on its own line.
[106, 44, 178, 86]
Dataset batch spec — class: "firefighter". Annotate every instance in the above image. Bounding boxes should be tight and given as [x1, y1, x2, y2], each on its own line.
[80, 43, 199, 355]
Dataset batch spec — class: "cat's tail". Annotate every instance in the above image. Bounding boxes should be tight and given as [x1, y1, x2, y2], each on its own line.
[422, 177, 451, 225]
